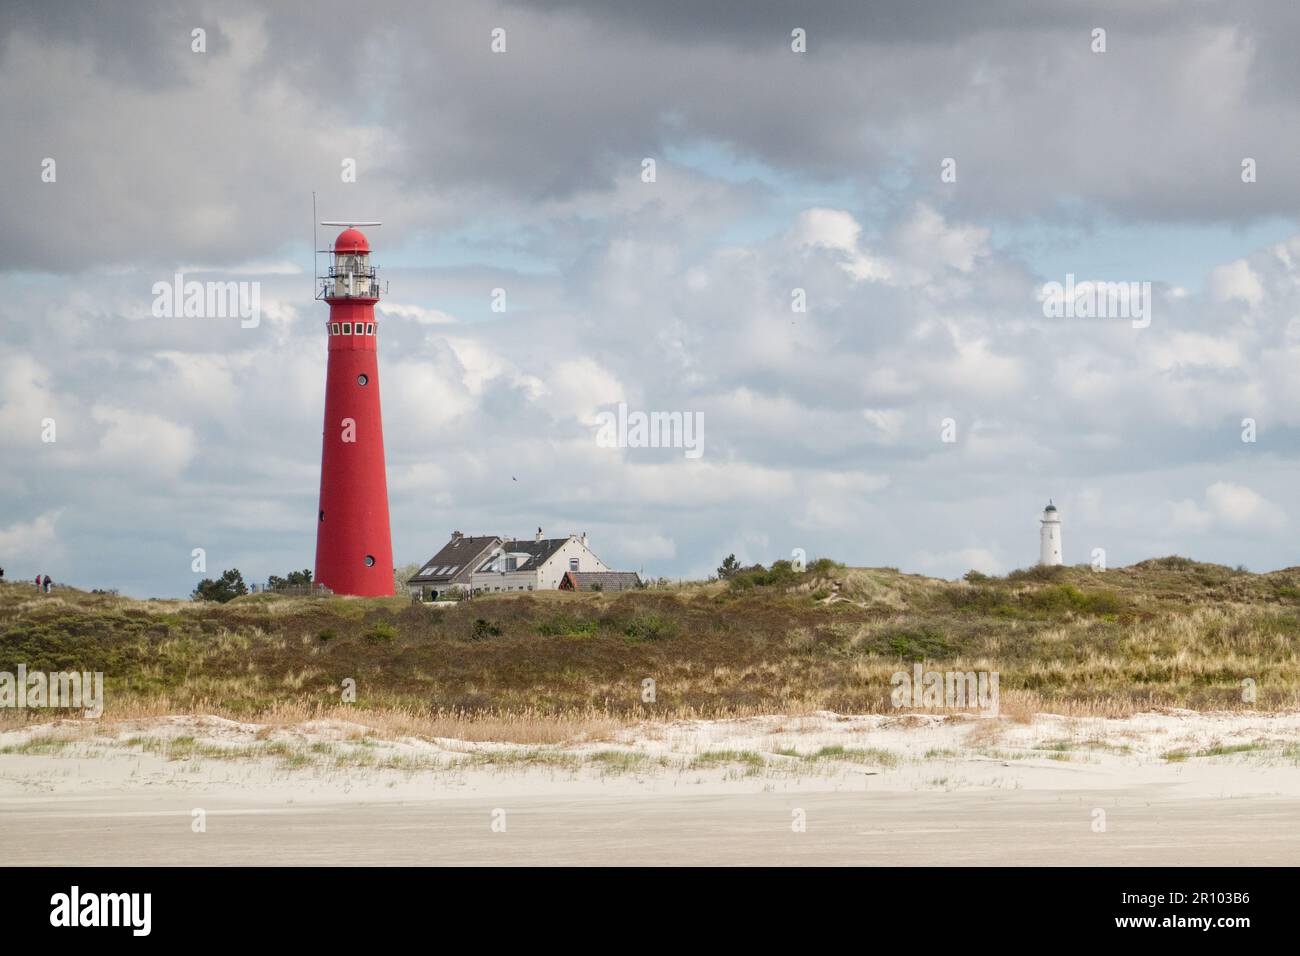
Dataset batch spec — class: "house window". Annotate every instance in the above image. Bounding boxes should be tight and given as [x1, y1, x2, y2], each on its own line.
[506, 557, 517, 571]
[342, 322, 352, 334]
[569, 558, 579, 572]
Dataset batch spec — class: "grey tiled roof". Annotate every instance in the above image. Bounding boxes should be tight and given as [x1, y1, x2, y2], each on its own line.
[408, 535, 502, 584]
[562, 571, 642, 592]
[476, 537, 571, 573]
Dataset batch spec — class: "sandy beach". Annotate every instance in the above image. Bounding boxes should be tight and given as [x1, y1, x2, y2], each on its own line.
[2, 710, 1298, 865]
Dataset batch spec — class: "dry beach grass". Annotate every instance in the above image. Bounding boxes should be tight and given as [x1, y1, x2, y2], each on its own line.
[2, 556, 1300, 738]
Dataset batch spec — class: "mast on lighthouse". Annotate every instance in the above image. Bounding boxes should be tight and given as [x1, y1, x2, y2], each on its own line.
[312, 222, 395, 596]
[1039, 500, 1063, 567]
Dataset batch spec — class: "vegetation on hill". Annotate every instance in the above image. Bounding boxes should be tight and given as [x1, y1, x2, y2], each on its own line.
[2, 556, 1299, 724]
[191, 568, 248, 603]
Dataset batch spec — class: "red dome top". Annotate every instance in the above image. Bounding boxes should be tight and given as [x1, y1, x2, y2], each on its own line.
[334, 228, 370, 254]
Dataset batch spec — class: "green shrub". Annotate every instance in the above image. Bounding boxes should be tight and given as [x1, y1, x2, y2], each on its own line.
[623, 615, 676, 640]
[1020, 584, 1127, 617]
[364, 622, 397, 644]
[880, 627, 951, 662]
[536, 616, 599, 637]
[1006, 564, 1067, 583]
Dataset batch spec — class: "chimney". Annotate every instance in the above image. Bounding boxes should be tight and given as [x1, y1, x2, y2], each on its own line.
[581, 531, 588, 548]
[535, 526, 543, 542]
[451, 530, 463, 540]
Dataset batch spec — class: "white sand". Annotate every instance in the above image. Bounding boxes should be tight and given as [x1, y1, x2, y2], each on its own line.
[2, 709, 1298, 806]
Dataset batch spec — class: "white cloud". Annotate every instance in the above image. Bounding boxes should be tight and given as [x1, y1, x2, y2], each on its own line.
[1171, 482, 1283, 534]
[1209, 259, 1265, 306]
[379, 303, 456, 325]
[545, 358, 625, 425]
[890, 203, 990, 276]
[0, 510, 64, 570]
[1205, 481, 1277, 530]
[89, 405, 196, 479]
[788, 208, 890, 281]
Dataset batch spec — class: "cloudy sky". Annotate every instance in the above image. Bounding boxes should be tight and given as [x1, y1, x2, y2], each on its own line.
[4, 0, 1300, 597]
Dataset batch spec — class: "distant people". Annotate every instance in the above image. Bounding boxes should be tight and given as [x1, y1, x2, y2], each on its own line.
[35, 573, 41, 590]
[42, 574, 51, 593]
[0, 566, 5, 580]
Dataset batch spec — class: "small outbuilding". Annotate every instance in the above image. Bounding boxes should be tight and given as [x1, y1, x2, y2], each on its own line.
[559, 571, 642, 592]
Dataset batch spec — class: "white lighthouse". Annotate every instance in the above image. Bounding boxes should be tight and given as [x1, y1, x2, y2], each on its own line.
[1039, 501, 1063, 566]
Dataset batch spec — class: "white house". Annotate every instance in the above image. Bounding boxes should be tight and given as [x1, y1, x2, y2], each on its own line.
[471, 530, 611, 594]
[407, 529, 628, 599]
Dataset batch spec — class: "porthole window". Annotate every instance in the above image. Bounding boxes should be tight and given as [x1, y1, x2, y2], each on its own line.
[331, 323, 340, 335]
[342, 322, 352, 335]
[366, 323, 375, 335]
[357, 373, 369, 386]
[364, 554, 376, 567]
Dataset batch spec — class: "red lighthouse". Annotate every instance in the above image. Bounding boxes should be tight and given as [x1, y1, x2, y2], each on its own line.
[313, 223, 394, 596]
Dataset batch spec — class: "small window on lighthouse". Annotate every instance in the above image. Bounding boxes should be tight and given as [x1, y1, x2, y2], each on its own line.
[342, 323, 351, 335]
[364, 555, 376, 567]
[331, 323, 340, 335]
[366, 323, 374, 335]
[357, 374, 368, 386]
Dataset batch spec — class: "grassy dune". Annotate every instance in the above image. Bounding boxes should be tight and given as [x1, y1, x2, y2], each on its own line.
[2, 557, 1300, 727]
